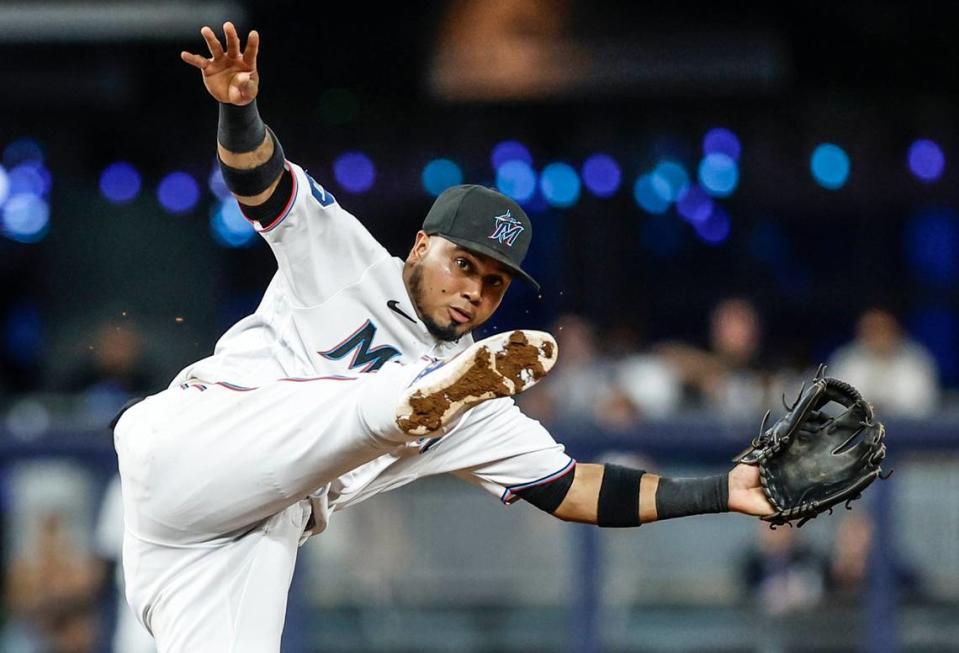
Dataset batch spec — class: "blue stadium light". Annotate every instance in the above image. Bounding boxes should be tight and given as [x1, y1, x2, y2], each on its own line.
[333, 151, 375, 193]
[1, 194, 50, 244]
[908, 139, 945, 183]
[698, 153, 739, 197]
[421, 158, 463, 197]
[905, 207, 959, 285]
[210, 198, 257, 248]
[522, 190, 550, 215]
[27, 162, 51, 196]
[581, 154, 621, 198]
[9, 163, 51, 198]
[3, 138, 44, 168]
[495, 160, 537, 203]
[676, 184, 713, 225]
[0, 165, 9, 207]
[694, 206, 731, 245]
[540, 162, 581, 208]
[651, 160, 689, 202]
[703, 127, 741, 161]
[810, 143, 850, 190]
[633, 173, 670, 214]
[100, 162, 142, 204]
[491, 140, 532, 170]
[157, 171, 201, 214]
[208, 165, 231, 200]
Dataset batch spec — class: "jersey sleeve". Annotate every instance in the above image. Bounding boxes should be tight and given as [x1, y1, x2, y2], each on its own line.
[447, 399, 576, 505]
[239, 162, 392, 307]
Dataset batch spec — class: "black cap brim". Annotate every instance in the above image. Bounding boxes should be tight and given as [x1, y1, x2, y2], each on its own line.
[440, 234, 541, 292]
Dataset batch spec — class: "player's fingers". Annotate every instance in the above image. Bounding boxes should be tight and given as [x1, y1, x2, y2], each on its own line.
[224, 21, 240, 58]
[200, 26, 224, 59]
[242, 29, 259, 67]
[180, 51, 210, 70]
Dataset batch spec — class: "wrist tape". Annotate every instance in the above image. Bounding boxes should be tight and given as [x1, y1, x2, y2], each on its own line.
[218, 100, 266, 153]
[655, 474, 729, 521]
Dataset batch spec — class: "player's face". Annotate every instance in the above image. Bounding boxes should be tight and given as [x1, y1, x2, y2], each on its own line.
[405, 233, 512, 341]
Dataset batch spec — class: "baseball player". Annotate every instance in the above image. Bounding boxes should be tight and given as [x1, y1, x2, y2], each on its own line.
[114, 22, 775, 652]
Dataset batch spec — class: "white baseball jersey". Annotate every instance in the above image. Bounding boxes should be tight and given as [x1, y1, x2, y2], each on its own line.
[116, 160, 572, 651]
[172, 161, 572, 535]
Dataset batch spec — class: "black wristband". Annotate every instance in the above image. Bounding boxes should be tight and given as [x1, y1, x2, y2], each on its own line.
[218, 127, 286, 197]
[218, 100, 267, 153]
[655, 474, 729, 521]
[597, 464, 644, 528]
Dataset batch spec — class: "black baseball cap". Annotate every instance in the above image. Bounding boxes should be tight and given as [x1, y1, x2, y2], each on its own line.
[422, 185, 539, 291]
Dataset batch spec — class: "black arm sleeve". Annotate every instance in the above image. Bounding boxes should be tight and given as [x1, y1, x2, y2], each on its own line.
[238, 166, 294, 224]
[514, 468, 576, 513]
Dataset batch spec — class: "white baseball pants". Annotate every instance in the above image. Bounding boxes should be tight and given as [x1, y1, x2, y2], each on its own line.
[115, 362, 421, 653]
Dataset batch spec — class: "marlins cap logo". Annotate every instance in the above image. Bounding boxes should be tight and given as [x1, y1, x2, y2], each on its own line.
[488, 210, 524, 247]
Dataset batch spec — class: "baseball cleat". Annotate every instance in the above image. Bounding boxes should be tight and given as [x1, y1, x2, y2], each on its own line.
[395, 330, 558, 436]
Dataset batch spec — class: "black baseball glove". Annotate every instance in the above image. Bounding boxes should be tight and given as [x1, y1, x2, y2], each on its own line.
[734, 366, 890, 528]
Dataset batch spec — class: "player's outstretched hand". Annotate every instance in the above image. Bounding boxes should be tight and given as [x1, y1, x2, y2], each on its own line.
[727, 463, 775, 517]
[180, 22, 259, 106]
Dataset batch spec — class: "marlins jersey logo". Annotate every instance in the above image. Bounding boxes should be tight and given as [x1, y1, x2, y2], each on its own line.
[319, 320, 401, 372]
[488, 210, 524, 247]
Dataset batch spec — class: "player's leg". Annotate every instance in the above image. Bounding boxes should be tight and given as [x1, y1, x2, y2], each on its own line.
[114, 368, 420, 545]
[115, 329, 556, 544]
[235, 329, 557, 510]
[123, 502, 309, 653]
[115, 329, 555, 650]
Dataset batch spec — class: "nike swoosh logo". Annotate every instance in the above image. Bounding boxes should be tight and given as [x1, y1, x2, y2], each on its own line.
[387, 300, 417, 324]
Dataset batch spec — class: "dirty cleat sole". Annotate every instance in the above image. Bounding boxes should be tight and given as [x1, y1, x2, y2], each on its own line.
[395, 330, 558, 436]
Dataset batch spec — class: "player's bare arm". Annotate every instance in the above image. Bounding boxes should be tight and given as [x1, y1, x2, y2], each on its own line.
[181, 22, 284, 207]
[525, 462, 774, 527]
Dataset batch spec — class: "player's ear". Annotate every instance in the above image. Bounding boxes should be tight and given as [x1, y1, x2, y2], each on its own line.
[408, 231, 431, 263]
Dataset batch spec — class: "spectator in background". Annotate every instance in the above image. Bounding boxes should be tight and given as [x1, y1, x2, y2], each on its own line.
[64, 321, 154, 424]
[606, 322, 682, 421]
[657, 298, 770, 420]
[828, 308, 939, 418]
[64, 322, 157, 651]
[827, 513, 921, 603]
[741, 521, 829, 615]
[6, 512, 99, 653]
[518, 314, 637, 429]
[66, 322, 152, 396]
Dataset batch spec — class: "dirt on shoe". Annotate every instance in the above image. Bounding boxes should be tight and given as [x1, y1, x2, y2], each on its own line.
[495, 331, 553, 392]
[397, 331, 554, 434]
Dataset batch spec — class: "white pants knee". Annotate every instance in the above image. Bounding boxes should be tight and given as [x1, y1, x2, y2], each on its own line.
[123, 502, 309, 653]
[114, 362, 422, 651]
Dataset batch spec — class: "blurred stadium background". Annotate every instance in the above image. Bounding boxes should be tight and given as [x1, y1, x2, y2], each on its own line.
[1, 1, 957, 651]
